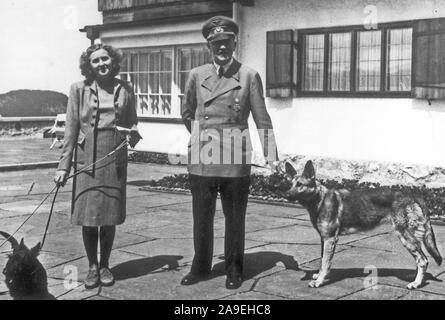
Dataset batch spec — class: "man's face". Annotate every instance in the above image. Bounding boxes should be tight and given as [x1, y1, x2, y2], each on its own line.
[207, 38, 236, 66]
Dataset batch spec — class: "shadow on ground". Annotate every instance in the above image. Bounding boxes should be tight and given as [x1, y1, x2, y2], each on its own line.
[211, 251, 299, 280]
[300, 267, 442, 289]
[111, 255, 183, 281]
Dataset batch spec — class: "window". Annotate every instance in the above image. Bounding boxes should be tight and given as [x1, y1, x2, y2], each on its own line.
[329, 32, 351, 91]
[357, 30, 381, 91]
[386, 28, 412, 91]
[120, 44, 211, 119]
[303, 34, 324, 91]
[267, 18, 445, 99]
[299, 25, 413, 95]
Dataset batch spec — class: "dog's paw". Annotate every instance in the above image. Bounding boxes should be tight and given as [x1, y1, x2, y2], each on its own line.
[312, 273, 319, 280]
[308, 280, 322, 288]
[407, 281, 421, 290]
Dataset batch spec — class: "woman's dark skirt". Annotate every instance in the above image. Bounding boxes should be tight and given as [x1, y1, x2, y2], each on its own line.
[71, 128, 127, 226]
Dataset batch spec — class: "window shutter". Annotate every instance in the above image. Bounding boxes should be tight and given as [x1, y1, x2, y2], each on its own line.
[413, 18, 445, 100]
[266, 30, 297, 98]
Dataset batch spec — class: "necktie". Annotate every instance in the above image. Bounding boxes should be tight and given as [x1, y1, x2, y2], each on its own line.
[218, 66, 224, 78]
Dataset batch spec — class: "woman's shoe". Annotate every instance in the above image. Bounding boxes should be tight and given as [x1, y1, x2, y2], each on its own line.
[84, 264, 99, 289]
[99, 267, 115, 286]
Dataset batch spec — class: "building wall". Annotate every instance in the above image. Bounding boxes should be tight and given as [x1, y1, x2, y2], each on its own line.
[100, 20, 206, 155]
[100, 0, 445, 166]
[237, 0, 445, 166]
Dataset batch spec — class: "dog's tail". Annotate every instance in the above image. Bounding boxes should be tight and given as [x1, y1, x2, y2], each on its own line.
[0, 231, 19, 251]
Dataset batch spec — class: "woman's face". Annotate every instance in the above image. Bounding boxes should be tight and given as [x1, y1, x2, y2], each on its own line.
[89, 49, 112, 80]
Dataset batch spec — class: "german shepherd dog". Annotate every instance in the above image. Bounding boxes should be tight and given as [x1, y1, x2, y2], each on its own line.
[0, 231, 53, 300]
[283, 160, 442, 289]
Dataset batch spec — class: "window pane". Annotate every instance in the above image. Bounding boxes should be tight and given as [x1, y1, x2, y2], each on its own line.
[148, 95, 159, 115]
[356, 30, 381, 91]
[149, 52, 160, 71]
[139, 74, 148, 93]
[303, 34, 324, 91]
[386, 28, 412, 91]
[120, 53, 129, 73]
[160, 72, 171, 94]
[178, 46, 211, 94]
[159, 95, 172, 116]
[130, 53, 138, 72]
[148, 74, 159, 94]
[328, 32, 351, 91]
[138, 95, 150, 115]
[161, 51, 172, 71]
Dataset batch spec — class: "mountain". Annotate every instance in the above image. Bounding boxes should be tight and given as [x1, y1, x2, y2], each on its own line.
[0, 90, 68, 117]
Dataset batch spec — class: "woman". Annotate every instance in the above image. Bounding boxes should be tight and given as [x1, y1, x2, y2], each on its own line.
[54, 44, 141, 289]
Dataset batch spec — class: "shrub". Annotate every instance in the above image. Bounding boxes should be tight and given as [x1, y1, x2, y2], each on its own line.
[144, 172, 445, 217]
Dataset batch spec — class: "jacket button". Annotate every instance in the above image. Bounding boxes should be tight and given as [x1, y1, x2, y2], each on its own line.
[205, 116, 209, 120]
[90, 123, 94, 127]
[92, 115, 96, 119]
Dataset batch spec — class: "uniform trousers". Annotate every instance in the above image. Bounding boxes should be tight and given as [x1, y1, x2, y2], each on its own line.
[189, 174, 250, 277]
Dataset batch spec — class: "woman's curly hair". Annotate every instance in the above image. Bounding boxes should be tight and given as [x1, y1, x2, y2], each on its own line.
[80, 44, 123, 84]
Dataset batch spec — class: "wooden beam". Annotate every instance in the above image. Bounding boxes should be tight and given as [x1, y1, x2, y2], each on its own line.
[102, 1, 232, 24]
[98, 0, 234, 12]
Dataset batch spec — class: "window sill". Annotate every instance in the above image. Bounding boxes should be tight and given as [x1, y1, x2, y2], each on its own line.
[297, 91, 413, 98]
[137, 117, 183, 124]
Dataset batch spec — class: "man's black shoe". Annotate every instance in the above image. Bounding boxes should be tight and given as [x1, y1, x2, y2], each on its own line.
[180, 273, 210, 286]
[225, 275, 242, 289]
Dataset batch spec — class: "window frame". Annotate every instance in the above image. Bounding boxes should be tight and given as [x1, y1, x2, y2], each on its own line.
[120, 42, 209, 122]
[297, 20, 414, 98]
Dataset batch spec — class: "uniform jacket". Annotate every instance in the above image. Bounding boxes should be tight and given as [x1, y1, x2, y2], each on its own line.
[181, 59, 278, 177]
[57, 78, 138, 173]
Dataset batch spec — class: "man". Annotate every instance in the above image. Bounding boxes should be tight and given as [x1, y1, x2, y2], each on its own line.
[181, 16, 278, 289]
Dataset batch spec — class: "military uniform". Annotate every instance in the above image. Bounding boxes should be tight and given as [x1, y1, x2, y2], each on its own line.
[181, 16, 278, 284]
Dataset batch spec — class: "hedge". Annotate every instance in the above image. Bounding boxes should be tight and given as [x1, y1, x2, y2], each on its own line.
[144, 172, 445, 218]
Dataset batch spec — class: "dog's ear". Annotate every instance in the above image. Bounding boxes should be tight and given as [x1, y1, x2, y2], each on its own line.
[19, 238, 25, 248]
[302, 160, 315, 180]
[30, 243, 41, 258]
[285, 161, 297, 177]
[0, 231, 19, 251]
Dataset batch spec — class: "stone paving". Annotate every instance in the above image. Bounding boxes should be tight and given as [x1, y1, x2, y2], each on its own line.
[0, 162, 445, 300]
[0, 137, 445, 300]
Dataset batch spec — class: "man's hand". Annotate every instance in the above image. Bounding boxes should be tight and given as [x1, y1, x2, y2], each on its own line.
[54, 170, 68, 187]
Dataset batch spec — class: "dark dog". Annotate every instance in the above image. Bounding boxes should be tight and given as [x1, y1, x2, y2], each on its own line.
[0, 231, 53, 300]
[284, 160, 442, 289]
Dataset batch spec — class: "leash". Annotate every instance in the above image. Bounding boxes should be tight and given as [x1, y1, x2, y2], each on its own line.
[0, 139, 129, 250]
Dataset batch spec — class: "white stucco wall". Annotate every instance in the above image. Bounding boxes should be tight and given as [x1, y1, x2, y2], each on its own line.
[239, 0, 445, 166]
[99, 1, 445, 166]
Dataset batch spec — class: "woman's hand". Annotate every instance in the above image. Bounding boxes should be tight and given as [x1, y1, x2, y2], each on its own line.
[54, 170, 68, 187]
[128, 130, 142, 148]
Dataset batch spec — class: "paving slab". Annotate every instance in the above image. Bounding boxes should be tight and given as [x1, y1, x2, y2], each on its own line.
[254, 269, 364, 300]
[1, 155, 445, 300]
[246, 224, 320, 245]
[397, 290, 445, 300]
[339, 284, 408, 300]
[221, 291, 288, 300]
